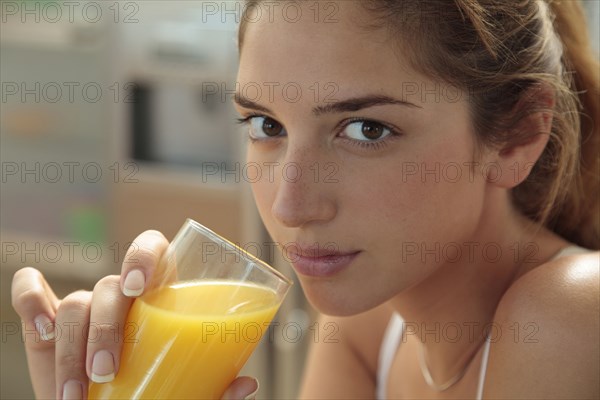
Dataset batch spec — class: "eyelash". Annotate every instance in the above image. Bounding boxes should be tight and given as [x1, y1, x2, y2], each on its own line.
[339, 117, 402, 151]
[235, 114, 402, 151]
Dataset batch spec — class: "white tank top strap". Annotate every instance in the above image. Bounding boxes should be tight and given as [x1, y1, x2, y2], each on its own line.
[376, 245, 594, 399]
[551, 245, 593, 260]
[376, 312, 404, 400]
[475, 334, 492, 400]
[475, 244, 591, 398]
[375, 313, 491, 400]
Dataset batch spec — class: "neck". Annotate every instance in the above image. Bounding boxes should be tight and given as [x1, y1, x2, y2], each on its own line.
[387, 190, 567, 384]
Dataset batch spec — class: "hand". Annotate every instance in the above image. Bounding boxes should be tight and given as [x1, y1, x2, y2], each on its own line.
[11, 230, 259, 400]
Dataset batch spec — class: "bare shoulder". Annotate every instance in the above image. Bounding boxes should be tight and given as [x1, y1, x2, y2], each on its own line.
[484, 251, 600, 399]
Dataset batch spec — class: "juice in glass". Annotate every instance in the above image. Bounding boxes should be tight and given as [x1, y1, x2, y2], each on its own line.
[88, 280, 279, 399]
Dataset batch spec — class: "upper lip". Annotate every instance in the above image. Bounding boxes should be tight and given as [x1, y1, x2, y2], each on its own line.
[287, 244, 360, 258]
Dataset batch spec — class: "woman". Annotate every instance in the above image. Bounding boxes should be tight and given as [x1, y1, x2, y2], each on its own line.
[11, 0, 599, 399]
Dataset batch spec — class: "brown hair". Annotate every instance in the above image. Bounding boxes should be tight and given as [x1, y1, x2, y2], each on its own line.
[238, 0, 600, 249]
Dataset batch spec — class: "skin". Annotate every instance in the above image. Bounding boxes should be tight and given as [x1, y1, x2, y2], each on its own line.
[237, 2, 599, 398]
[11, 236, 259, 400]
[11, 1, 599, 399]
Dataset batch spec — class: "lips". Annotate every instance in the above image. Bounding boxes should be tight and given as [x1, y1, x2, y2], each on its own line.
[286, 244, 360, 277]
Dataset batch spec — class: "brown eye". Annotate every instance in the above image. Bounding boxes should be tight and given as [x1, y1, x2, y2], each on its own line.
[361, 121, 384, 140]
[262, 117, 284, 137]
[248, 116, 286, 139]
[343, 120, 391, 141]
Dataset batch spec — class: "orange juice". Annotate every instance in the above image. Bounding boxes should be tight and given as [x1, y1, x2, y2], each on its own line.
[88, 280, 280, 399]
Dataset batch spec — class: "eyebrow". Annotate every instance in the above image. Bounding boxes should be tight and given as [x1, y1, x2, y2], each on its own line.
[232, 93, 423, 116]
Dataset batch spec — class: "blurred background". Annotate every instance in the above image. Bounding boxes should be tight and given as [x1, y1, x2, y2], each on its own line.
[1, 1, 314, 398]
[1, 1, 598, 399]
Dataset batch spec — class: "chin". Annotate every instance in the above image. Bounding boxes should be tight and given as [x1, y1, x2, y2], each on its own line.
[297, 277, 390, 317]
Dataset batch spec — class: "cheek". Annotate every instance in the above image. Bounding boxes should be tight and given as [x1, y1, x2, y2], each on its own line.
[352, 139, 486, 248]
[390, 173, 484, 244]
[246, 149, 282, 240]
[251, 179, 275, 219]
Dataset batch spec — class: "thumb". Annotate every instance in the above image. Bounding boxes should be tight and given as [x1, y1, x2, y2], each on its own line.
[221, 376, 259, 400]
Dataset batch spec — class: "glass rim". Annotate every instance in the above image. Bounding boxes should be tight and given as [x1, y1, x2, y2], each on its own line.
[184, 218, 293, 288]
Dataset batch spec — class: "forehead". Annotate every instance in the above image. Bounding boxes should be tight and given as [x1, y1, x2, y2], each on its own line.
[238, 1, 424, 94]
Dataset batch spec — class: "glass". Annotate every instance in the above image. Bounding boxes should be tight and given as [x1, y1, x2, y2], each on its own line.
[88, 219, 293, 399]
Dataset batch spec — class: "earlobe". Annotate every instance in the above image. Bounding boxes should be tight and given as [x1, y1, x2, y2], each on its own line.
[487, 83, 556, 189]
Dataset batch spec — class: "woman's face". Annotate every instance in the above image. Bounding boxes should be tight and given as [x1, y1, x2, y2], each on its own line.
[235, 2, 489, 316]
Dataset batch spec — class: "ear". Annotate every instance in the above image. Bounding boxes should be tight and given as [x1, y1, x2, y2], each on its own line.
[487, 83, 555, 189]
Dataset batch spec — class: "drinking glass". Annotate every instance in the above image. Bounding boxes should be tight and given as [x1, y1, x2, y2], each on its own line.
[88, 218, 292, 399]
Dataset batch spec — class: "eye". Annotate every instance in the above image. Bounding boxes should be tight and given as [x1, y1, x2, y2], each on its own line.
[342, 120, 392, 141]
[249, 116, 286, 138]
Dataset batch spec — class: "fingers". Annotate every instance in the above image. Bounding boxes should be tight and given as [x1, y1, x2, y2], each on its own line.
[11, 230, 170, 400]
[119, 230, 169, 297]
[12, 267, 60, 346]
[54, 290, 92, 400]
[221, 376, 260, 400]
[11, 267, 60, 399]
[85, 275, 133, 383]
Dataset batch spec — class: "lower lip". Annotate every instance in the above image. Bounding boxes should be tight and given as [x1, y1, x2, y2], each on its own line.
[290, 252, 360, 278]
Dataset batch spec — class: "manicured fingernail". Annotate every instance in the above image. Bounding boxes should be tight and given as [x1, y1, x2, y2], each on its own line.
[123, 269, 145, 297]
[62, 379, 83, 400]
[243, 379, 259, 400]
[34, 314, 55, 341]
[91, 350, 115, 383]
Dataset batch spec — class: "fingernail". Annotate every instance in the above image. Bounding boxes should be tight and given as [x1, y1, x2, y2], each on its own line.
[34, 314, 55, 341]
[62, 379, 83, 400]
[91, 350, 115, 383]
[123, 269, 145, 297]
[243, 379, 259, 400]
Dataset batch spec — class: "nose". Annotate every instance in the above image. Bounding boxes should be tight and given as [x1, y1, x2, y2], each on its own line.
[271, 147, 337, 228]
